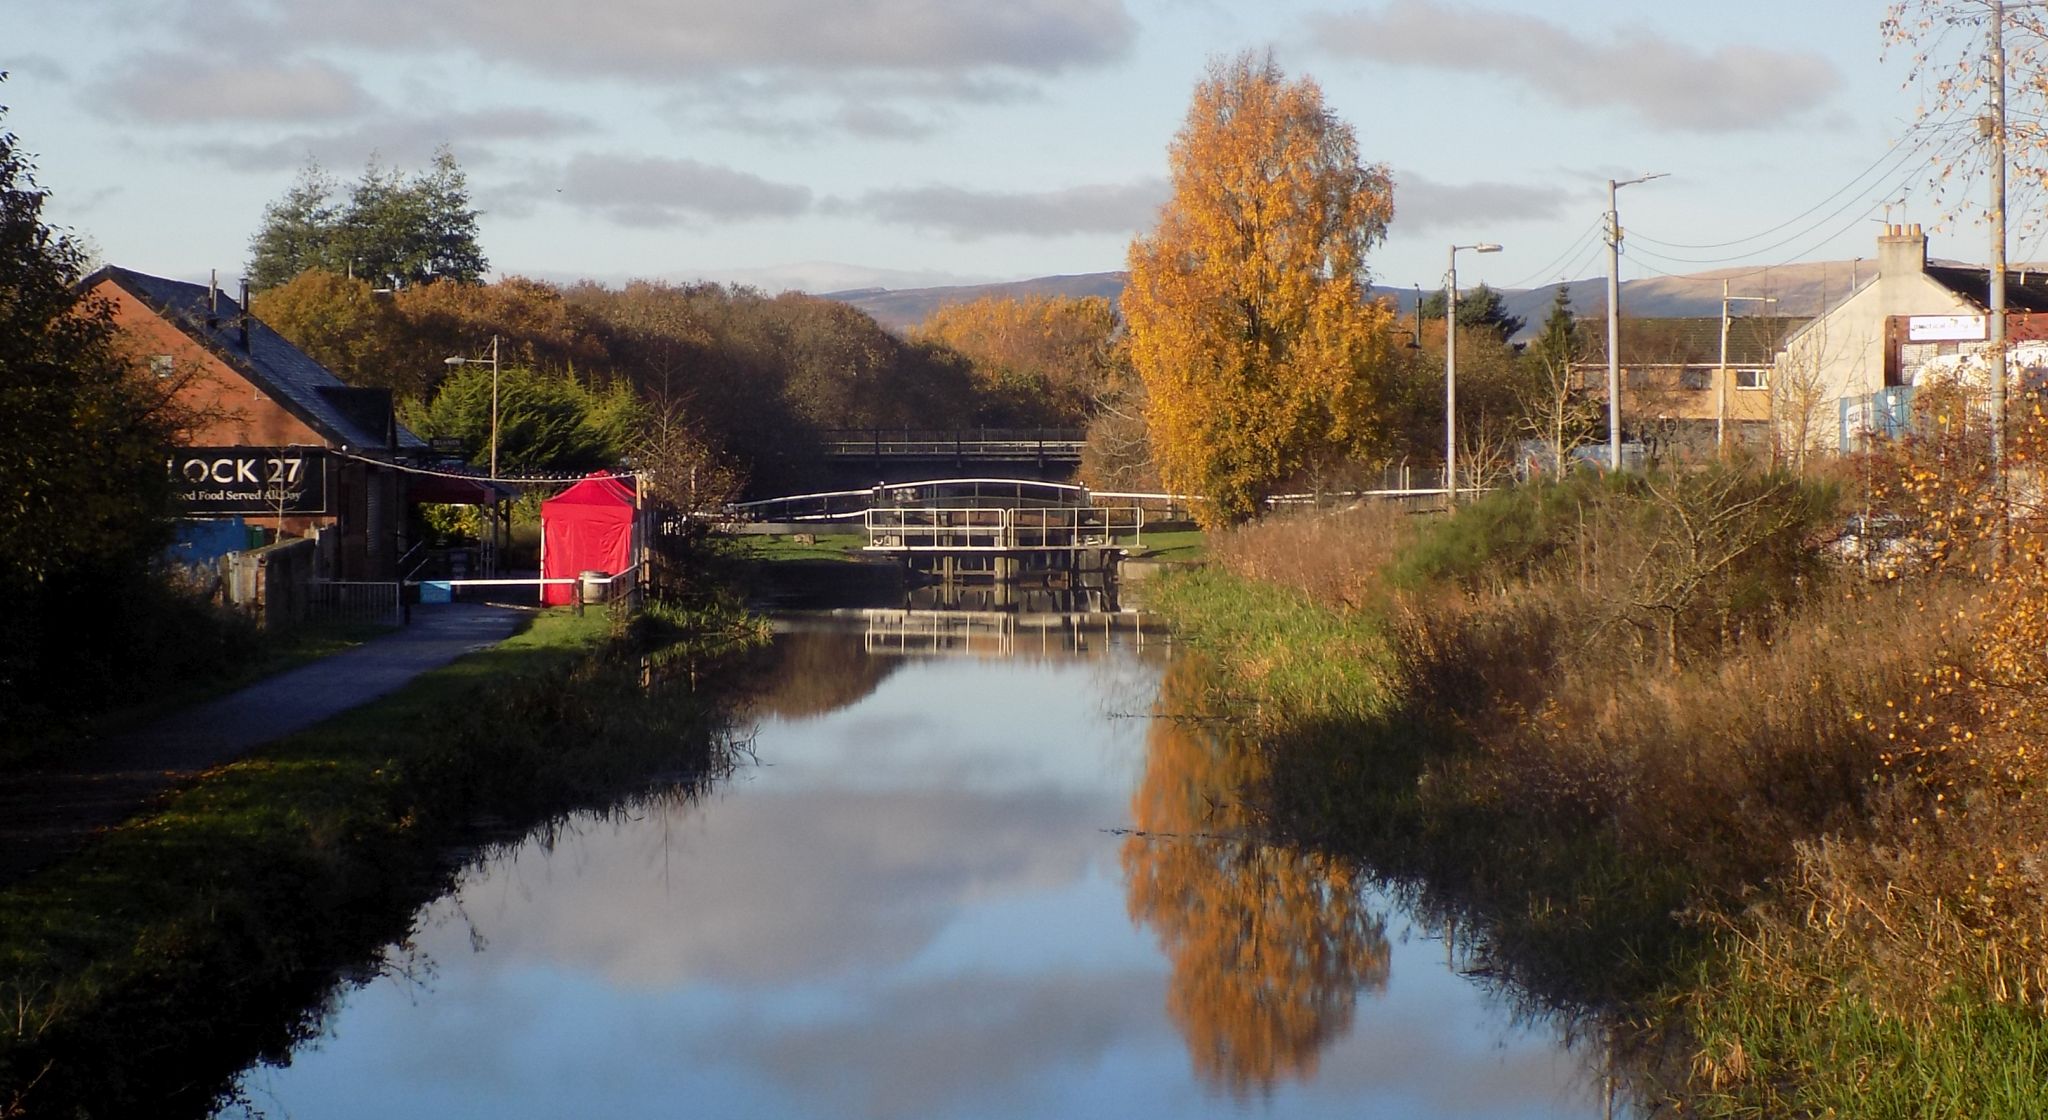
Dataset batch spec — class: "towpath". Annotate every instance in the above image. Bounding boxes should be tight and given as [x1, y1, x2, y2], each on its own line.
[0, 603, 525, 888]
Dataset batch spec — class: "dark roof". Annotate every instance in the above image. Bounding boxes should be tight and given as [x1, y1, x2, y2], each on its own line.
[89, 265, 425, 453]
[1925, 266, 2048, 314]
[1577, 315, 1808, 367]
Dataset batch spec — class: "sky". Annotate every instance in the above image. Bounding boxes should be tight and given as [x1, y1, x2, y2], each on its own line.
[2, 0, 2018, 298]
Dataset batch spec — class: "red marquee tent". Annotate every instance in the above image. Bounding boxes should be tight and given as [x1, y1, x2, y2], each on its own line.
[540, 471, 639, 605]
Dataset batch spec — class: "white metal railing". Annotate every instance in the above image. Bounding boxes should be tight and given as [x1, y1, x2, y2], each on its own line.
[864, 609, 1016, 656]
[864, 506, 1144, 551]
[730, 478, 1101, 524]
[307, 580, 403, 627]
[403, 567, 642, 611]
[865, 507, 1009, 550]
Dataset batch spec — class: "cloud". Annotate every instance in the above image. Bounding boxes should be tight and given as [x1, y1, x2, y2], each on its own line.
[839, 179, 1170, 240]
[238, 0, 1136, 83]
[660, 101, 946, 145]
[1391, 169, 1575, 233]
[94, 52, 372, 124]
[538, 154, 815, 227]
[1308, 1, 1842, 132]
[3, 54, 72, 83]
[723, 972, 1166, 1119]
[832, 104, 943, 141]
[189, 108, 594, 172]
[420, 786, 1115, 987]
[653, 67, 1047, 144]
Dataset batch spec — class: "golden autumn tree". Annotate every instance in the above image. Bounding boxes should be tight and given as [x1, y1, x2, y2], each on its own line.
[1124, 52, 1397, 526]
[917, 294, 1120, 425]
[1123, 657, 1390, 1095]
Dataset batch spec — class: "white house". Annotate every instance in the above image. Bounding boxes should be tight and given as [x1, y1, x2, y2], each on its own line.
[1773, 224, 2048, 458]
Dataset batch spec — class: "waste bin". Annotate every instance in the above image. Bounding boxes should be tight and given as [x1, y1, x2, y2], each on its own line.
[579, 570, 611, 604]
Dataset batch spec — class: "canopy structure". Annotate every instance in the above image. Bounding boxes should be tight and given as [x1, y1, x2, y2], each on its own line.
[540, 471, 640, 605]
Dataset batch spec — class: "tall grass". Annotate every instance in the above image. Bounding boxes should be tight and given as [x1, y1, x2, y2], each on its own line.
[1160, 471, 2041, 1116]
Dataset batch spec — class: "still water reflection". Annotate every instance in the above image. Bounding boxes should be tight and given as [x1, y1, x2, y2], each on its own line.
[224, 614, 1614, 1119]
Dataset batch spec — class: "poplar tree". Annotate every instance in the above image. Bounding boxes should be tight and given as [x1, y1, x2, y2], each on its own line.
[1124, 52, 1396, 526]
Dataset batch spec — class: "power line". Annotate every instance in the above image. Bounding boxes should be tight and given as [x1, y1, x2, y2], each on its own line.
[1546, 239, 1609, 288]
[1499, 217, 1603, 290]
[334, 450, 639, 487]
[1622, 190, 1895, 289]
[1622, 142, 1948, 268]
[1628, 115, 1959, 253]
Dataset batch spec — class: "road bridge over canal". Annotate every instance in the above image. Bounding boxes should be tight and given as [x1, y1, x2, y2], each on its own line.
[812, 429, 1085, 487]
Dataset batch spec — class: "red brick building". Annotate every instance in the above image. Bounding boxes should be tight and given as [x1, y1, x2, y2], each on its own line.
[86, 266, 426, 580]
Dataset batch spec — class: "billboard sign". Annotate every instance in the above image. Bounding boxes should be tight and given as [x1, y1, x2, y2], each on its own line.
[170, 447, 330, 514]
[1907, 315, 1987, 342]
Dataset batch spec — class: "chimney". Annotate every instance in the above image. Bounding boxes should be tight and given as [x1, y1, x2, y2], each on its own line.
[1878, 223, 1927, 280]
[207, 268, 219, 328]
[238, 278, 251, 351]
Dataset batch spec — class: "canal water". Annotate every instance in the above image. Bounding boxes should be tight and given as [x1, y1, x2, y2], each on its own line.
[222, 611, 1620, 1118]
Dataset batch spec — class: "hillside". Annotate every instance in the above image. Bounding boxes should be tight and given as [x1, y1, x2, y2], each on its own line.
[825, 258, 1886, 337]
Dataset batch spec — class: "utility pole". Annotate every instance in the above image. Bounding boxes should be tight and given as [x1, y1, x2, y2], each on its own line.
[489, 333, 501, 482]
[1447, 242, 1502, 503]
[1990, 0, 2010, 507]
[1448, 260, 1458, 502]
[1718, 281, 1776, 457]
[1606, 173, 1667, 470]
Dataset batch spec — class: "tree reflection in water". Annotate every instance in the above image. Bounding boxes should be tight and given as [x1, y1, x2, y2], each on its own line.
[1121, 656, 1391, 1097]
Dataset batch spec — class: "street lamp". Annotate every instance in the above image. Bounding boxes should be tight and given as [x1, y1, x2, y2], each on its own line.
[1447, 242, 1502, 503]
[1606, 172, 1668, 470]
[444, 334, 501, 480]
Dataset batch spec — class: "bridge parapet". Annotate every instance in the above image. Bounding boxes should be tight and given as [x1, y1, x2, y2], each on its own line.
[822, 428, 1086, 461]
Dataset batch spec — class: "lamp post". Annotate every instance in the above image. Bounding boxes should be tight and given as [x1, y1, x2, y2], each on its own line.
[444, 334, 501, 480]
[1446, 242, 1502, 503]
[1606, 173, 1668, 470]
[1717, 282, 1776, 457]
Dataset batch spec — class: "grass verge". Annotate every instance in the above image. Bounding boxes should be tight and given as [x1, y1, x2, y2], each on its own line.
[1131, 528, 1205, 562]
[0, 604, 756, 1119]
[730, 530, 869, 562]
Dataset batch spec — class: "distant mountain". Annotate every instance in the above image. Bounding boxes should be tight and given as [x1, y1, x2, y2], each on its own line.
[824, 259, 1889, 337]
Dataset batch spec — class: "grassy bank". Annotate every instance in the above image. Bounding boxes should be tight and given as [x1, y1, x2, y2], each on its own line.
[1149, 473, 2048, 1116]
[731, 530, 868, 562]
[0, 602, 759, 1118]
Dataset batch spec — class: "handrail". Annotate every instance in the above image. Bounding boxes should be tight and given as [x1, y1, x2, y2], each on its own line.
[863, 505, 1145, 551]
[730, 477, 1092, 513]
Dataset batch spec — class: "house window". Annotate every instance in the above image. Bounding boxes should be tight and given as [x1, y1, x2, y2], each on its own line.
[1736, 368, 1768, 390]
[1680, 368, 1711, 390]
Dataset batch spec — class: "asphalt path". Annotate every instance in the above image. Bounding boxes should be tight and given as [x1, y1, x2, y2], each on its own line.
[0, 603, 526, 888]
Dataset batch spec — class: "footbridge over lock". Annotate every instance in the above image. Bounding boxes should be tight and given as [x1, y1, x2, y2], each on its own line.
[729, 477, 1188, 582]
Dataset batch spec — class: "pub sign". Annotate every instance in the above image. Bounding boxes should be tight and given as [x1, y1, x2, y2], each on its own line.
[170, 446, 330, 514]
